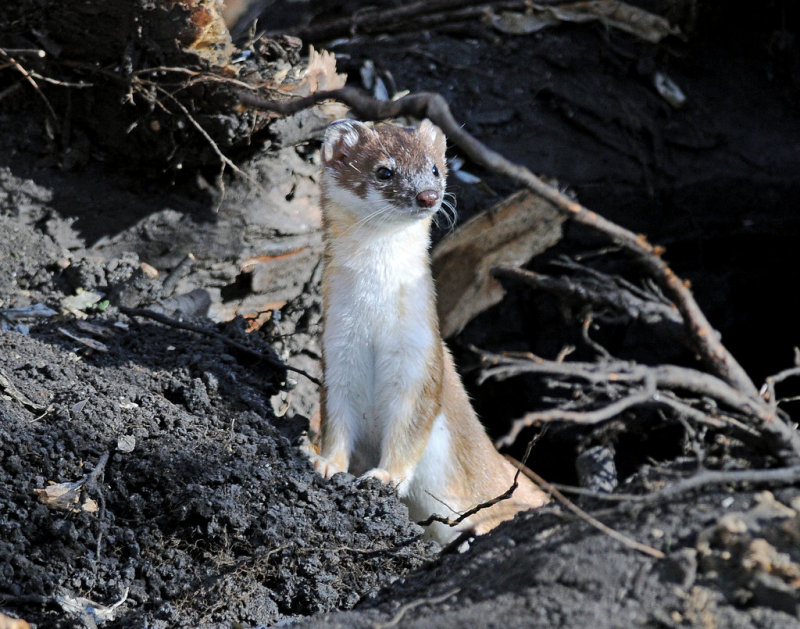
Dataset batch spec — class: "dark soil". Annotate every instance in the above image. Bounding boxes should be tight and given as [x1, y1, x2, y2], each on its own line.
[2, 1, 800, 627]
[0, 206, 433, 628]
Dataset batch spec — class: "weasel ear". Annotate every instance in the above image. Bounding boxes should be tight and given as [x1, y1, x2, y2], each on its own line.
[418, 119, 446, 157]
[322, 119, 369, 165]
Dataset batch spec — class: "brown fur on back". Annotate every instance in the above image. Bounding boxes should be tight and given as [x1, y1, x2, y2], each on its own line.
[439, 347, 548, 533]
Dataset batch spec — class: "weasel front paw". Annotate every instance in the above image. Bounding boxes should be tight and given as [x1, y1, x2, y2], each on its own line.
[360, 468, 410, 496]
[299, 434, 349, 479]
[360, 467, 397, 484]
[311, 454, 346, 479]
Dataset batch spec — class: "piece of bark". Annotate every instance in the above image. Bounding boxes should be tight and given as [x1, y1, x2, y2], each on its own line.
[432, 190, 565, 338]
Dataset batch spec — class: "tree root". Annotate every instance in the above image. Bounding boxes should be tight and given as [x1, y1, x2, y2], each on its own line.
[240, 86, 799, 464]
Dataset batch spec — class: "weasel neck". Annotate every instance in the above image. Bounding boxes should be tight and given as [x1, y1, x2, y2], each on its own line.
[322, 205, 440, 340]
[324, 208, 434, 281]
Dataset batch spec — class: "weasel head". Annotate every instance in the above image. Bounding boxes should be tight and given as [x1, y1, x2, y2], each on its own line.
[320, 119, 447, 227]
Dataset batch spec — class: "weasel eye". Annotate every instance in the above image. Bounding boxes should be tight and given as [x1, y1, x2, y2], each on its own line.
[375, 167, 393, 181]
[432, 164, 439, 177]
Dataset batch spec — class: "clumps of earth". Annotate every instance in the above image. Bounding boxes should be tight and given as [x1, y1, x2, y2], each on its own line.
[0, 207, 435, 627]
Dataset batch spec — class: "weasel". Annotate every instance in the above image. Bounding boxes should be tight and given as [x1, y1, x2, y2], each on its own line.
[314, 118, 548, 543]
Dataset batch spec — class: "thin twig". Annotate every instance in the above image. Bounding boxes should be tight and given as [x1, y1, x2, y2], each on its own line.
[416, 479, 520, 528]
[763, 365, 800, 415]
[86, 451, 110, 487]
[85, 452, 110, 575]
[499, 389, 655, 446]
[132, 66, 265, 92]
[0, 47, 57, 120]
[118, 305, 321, 385]
[153, 85, 251, 183]
[554, 464, 800, 503]
[549, 483, 642, 501]
[510, 459, 665, 559]
[417, 427, 540, 530]
[640, 465, 800, 503]
[375, 588, 460, 629]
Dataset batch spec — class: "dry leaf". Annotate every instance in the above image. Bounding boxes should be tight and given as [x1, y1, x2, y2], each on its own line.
[34, 481, 83, 511]
[117, 435, 136, 453]
[432, 190, 565, 338]
[301, 46, 347, 94]
[60, 289, 104, 318]
[82, 498, 99, 513]
[491, 1, 679, 44]
[57, 588, 129, 622]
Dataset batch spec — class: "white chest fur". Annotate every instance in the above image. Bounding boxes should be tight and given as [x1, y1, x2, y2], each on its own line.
[323, 220, 436, 475]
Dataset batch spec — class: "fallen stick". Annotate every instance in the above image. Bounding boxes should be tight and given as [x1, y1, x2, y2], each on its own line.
[509, 458, 665, 559]
[268, 0, 553, 42]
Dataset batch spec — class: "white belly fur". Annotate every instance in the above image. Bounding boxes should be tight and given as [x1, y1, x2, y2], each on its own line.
[323, 220, 435, 476]
[402, 412, 462, 541]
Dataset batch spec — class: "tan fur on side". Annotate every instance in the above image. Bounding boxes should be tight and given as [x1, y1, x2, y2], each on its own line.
[439, 348, 548, 534]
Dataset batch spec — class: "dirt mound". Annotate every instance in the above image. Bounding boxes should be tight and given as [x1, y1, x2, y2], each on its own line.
[0, 212, 433, 627]
[301, 483, 800, 628]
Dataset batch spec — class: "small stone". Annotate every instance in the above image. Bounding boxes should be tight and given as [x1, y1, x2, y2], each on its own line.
[117, 435, 136, 453]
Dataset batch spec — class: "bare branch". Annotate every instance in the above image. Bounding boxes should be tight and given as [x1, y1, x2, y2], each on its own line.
[239, 86, 758, 399]
[415, 480, 520, 529]
[501, 389, 655, 437]
[480, 350, 798, 458]
[267, 0, 559, 42]
[642, 465, 800, 502]
[479, 350, 764, 416]
[510, 458, 665, 559]
[763, 365, 800, 415]
[492, 265, 685, 339]
[0, 48, 58, 121]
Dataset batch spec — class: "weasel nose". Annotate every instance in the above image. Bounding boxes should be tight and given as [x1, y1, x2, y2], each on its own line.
[416, 190, 439, 208]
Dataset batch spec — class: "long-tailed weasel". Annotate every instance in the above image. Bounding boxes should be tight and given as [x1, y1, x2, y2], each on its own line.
[314, 118, 548, 543]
